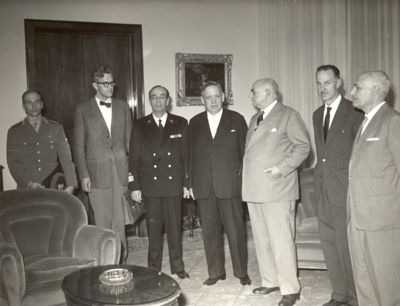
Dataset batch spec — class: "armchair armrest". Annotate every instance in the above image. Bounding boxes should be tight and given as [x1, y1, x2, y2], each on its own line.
[73, 225, 121, 265]
[0, 242, 25, 306]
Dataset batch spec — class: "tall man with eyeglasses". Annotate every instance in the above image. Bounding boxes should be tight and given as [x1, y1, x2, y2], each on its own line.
[7, 90, 77, 191]
[129, 85, 190, 278]
[74, 66, 132, 262]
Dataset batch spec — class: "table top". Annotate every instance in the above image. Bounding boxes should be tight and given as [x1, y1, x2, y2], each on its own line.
[62, 264, 181, 306]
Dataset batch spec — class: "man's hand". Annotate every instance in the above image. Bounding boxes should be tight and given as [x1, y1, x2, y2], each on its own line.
[131, 190, 142, 203]
[64, 186, 74, 194]
[263, 166, 283, 179]
[29, 182, 44, 189]
[189, 188, 195, 200]
[183, 187, 190, 199]
[81, 177, 91, 192]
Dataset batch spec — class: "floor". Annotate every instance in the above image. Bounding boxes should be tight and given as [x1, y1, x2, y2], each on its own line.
[127, 223, 332, 306]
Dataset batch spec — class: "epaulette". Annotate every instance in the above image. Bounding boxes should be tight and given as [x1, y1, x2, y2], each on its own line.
[10, 121, 24, 129]
[48, 119, 61, 126]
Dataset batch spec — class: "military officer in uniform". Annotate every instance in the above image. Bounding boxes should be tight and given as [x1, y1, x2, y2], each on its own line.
[7, 90, 77, 192]
[129, 85, 190, 279]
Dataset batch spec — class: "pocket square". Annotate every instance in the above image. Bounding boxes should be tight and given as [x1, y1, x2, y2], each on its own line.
[271, 128, 277, 132]
[366, 137, 380, 141]
[170, 134, 182, 138]
[230, 129, 236, 132]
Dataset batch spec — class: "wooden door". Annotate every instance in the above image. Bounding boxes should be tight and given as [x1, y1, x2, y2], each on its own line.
[25, 19, 145, 142]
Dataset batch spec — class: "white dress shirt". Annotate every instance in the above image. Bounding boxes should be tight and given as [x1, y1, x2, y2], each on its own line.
[207, 109, 223, 138]
[96, 97, 112, 134]
[324, 94, 341, 129]
[261, 100, 278, 119]
[153, 113, 168, 127]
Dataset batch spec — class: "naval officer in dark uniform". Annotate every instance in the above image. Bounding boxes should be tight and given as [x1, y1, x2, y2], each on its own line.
[7, 90, 77, 192]
[129, 85, 190, 279]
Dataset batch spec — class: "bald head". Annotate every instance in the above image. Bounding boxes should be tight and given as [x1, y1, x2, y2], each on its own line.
[351, 71, 390, 113]
[250, 78, 279, 109]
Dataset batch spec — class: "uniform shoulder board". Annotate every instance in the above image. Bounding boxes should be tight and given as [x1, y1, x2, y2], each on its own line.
[10, 121, 24, 129]
[48, 119, 61, 126]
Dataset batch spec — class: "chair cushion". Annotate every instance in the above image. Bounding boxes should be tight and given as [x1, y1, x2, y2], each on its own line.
[25, 255, 96, 288]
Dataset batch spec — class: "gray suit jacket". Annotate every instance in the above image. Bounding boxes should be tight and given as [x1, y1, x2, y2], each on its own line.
[348, 103, 400, 230]
[74, 98, 132, 188]
[313, 98, 363, 206]
[242, 102, 310, 203]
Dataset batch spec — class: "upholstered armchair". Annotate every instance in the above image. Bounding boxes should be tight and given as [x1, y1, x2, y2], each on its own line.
[295, 168, 326, 269]
[0, 189, 121, 306]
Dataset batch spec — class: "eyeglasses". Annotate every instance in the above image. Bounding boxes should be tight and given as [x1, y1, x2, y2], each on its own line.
[150, 96, 167, 102]
[23, 100, 42, 107]
[96, 81, 116, 88]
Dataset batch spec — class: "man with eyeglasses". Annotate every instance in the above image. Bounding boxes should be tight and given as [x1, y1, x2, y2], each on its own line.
[129, 85, 190, 279]
[7, 90, 77, 192]
[74, 66, 132, 263]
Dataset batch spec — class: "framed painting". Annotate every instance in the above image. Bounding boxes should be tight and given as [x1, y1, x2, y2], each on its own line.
[176, 53, 233, 106]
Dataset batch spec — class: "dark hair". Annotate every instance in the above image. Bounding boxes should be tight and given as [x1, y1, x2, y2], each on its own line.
[92, 66, 113, 82]
[316, 65, 340, 78]
[22, 90, 42, 103]
[201, 81, 223, 95]
[149, 85, 170, 99]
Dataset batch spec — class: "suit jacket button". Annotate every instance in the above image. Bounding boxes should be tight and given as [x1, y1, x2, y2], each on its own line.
[169, 176, 172, 180]
[168, 164, 172, 168]
[322, 158, 326, 162]
[154, 176, 157, 180]
[154, 165, 157, 168]
[153, 153, 157, 156]
[167, 152, 171, 156]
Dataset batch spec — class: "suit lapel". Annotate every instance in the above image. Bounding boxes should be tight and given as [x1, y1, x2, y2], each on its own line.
[160, 113, 174, 149]
[246, 103, 281, 151]
[314, 106, 324, 147]
[110, 98, 118, 139]
[214, 109, 229, 141]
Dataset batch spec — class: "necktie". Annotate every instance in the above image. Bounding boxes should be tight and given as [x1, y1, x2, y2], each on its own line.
[257, 111, 264, 126]
[158, 119, 164, 133]
[32, 121, 39, 133]
[100, 101, 111, 108]
[323, 107, 331, 141]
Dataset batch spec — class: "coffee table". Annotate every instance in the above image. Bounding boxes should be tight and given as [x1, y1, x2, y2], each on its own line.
[62, 264, 181, 306]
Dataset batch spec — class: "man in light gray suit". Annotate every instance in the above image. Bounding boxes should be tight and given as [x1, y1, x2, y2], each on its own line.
[242, 78, 310, 306]
[348, 71, 400, 306]
[74, 66, 132, 262]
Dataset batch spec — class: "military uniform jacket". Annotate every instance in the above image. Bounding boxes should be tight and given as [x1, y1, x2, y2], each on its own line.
[74, 98, 132, 188]
[188, 109, 248, 200]
[129, 113, 188, 197]
[7, 117, 77, 188]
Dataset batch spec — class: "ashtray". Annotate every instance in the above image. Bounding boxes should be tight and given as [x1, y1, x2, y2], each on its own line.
[99, 268, 133, 286]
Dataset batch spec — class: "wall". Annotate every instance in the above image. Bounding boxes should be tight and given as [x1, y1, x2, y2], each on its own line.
[0, 0, 259, 190]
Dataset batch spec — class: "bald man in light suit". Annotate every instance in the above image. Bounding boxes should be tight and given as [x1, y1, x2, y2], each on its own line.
[242, 78, 310, 306]
[347, 71, 400, 306]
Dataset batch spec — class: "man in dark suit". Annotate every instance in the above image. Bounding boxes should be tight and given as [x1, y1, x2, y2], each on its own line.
[129, 85, 189, 279]
[242, 78, 310, 306]
[313, 65, 363, 306]
[7, 90, 77, 192]
[348, 71, 400, 306]
[74, 66, 132, 262]
[188, 81, 250, 286]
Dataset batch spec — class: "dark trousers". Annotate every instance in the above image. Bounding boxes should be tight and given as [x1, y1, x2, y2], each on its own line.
[144, 196, 184, 273]
[197, 191, 248, 279]
[318, 191, 357, 305]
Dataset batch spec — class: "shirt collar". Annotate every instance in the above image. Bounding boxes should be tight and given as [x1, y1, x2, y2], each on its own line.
[366, 101, 386, 120]
[325, 94, 341, 112]
[95, 96, 112, 105]
[153, 112, 168, 126]
[207, 108, 223, 120]
[261, 100, 278, 117]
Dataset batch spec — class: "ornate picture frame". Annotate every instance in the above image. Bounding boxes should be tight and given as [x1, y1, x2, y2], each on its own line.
[176, 53, 233, 106]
